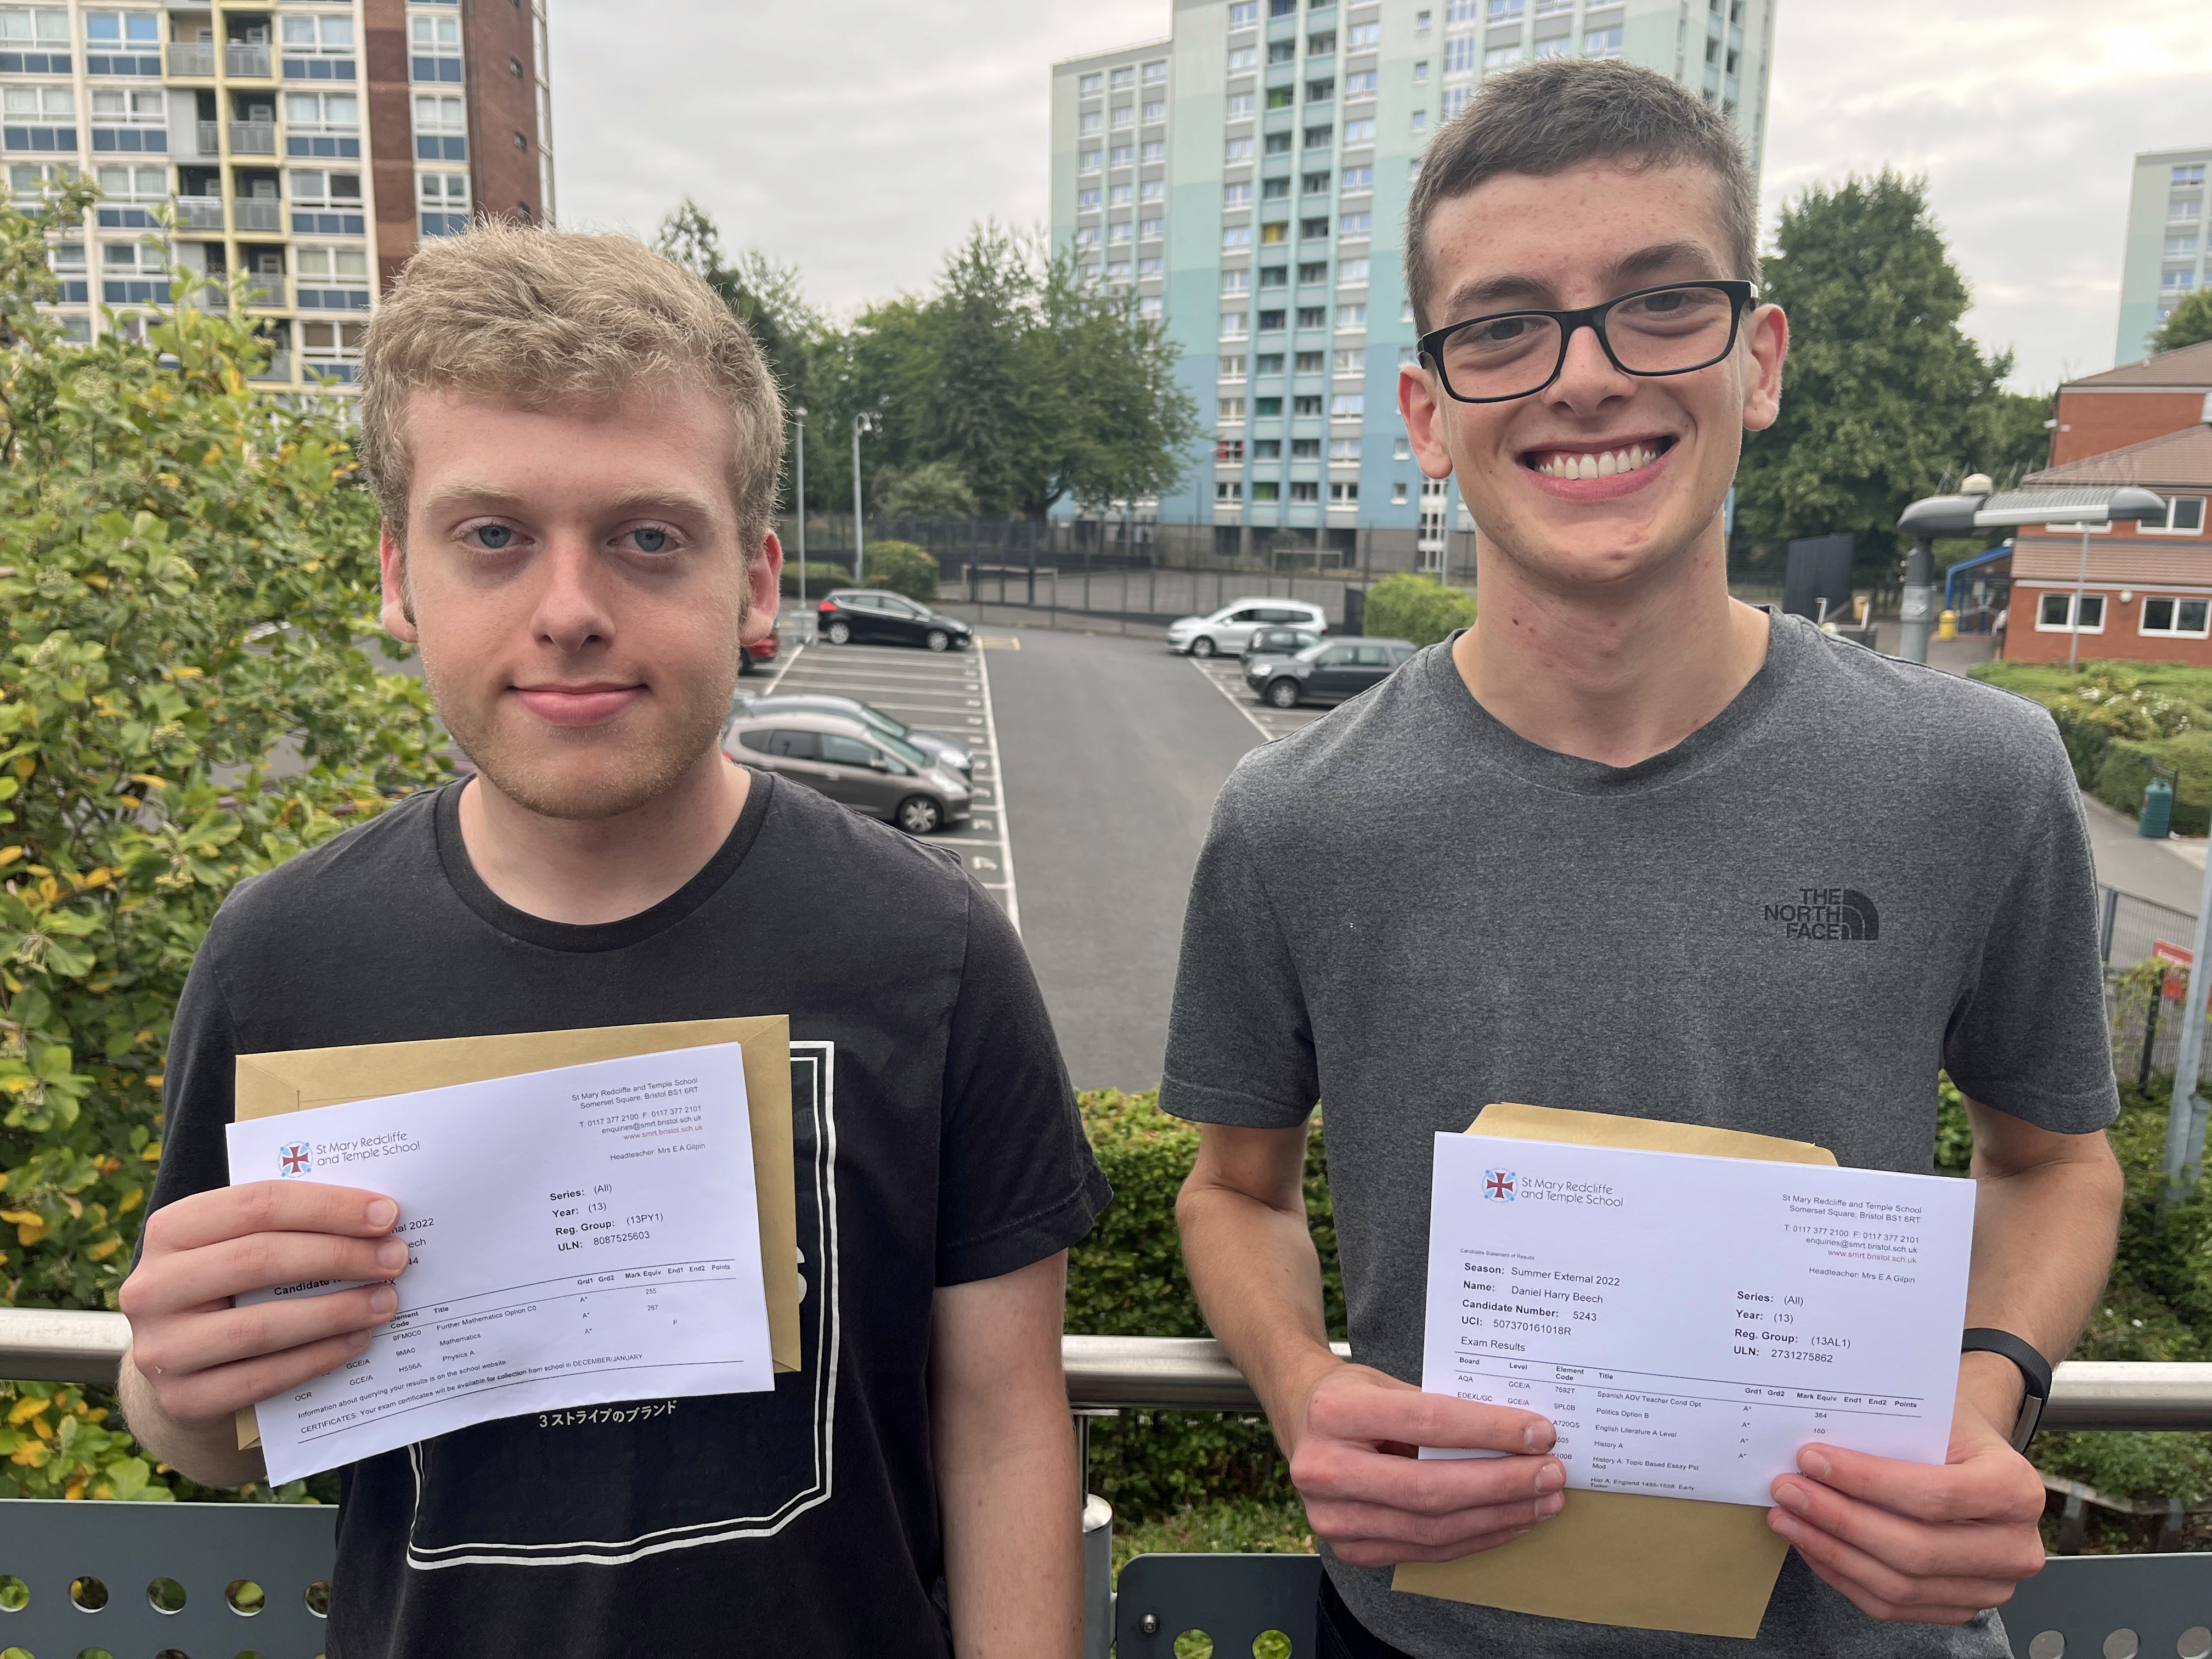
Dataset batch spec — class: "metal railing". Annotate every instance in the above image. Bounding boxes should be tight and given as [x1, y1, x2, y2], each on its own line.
[191, 117, 218, 156]
[6, 1314, 2209, 1430]
[173, 194, 224, 229]
[223, 43, 270, 77]
[230, 196, 279, 232]
[165, 41, 212, 75]
[227, 119, 275, 154]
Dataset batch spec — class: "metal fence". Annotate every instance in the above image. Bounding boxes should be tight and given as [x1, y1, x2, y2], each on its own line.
[2100, 884, 2212, 1086]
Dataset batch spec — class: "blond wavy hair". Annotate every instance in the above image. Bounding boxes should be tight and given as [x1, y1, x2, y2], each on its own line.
[357, 222, 784, 549]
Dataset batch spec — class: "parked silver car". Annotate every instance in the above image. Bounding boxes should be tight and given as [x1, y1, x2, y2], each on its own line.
[733, 692, 973, 778]
[1165, 598, 1331, 657]
[723, 710, 972, 834]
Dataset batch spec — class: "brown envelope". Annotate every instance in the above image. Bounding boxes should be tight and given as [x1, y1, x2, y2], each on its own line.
[1391, 1102, 1839, 1640]
[229, 1017, 800, 1453]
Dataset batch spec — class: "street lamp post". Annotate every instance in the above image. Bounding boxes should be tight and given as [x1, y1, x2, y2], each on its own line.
[850, 413, 874, 588]
[793, 407, 808, 642]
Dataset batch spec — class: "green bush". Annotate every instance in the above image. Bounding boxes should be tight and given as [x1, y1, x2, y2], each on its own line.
[1071, 1090, 1342, 1523]
[0, 187, 444, 1499]
[860, 540, 940, 605]
[1363, 572, 1478, 648]
[1972, 661, 2212, 835]
[777, 561, 849, 599]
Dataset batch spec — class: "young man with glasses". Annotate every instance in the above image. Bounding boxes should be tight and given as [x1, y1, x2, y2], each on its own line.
[1165, 59, 2121, 1659]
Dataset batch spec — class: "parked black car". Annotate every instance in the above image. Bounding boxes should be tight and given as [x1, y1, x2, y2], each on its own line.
[816, 589, 974, 651]
[733, 692, 973, 778]
[1245, 638, 1418, 708]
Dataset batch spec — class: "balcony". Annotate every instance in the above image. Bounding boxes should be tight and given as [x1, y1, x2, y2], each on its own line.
[249, 348, 291, 381]
[192, 117, 217, 155]
[165, 41, 213, 75]
[224, 43, 271, 77]
[228, 119, 276, 154]
[173, 194, 223, 229]
[241, 275, 283, 307]
[232, 196, 279, 232]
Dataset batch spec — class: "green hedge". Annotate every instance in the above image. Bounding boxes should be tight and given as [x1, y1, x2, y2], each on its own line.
[860, 540, 940, 605]
[1971, 662, 2212, 836]
[778, 561, 849, 599]
[1362, 572, 1477, 648]
[1070, 1090, 1342, 1522]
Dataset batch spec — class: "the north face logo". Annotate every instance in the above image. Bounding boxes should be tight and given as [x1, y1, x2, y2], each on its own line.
[1764, 888, 1879, 941]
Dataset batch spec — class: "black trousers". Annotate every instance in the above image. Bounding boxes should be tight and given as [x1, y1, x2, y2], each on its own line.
[1317, 1571, 1421, 1659]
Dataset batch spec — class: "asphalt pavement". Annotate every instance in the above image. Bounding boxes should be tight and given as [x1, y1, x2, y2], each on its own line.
[988, 628, 1267, 1092]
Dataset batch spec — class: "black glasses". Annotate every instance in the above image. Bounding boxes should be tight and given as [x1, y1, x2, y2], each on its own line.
[1418, 280, 1759, 404]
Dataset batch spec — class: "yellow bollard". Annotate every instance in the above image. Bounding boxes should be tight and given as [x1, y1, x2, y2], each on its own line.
[1937, 608, 1957, 642]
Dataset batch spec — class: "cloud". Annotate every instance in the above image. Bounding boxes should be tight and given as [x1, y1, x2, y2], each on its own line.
[546, 0, 2207, 388]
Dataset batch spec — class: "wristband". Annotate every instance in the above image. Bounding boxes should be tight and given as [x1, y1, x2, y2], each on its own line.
[1961, 1328, 2051, 1452]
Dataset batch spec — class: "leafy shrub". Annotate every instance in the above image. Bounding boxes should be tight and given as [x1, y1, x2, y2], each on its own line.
[1973, 661, 2212, 835]
[1363, 573, 1478, 648]
[1070, 1090, 1342, 1523]
[875, 461, 979, 520]
[2053, 668, 2195, 741]
[0, 188, 443, 1498]
[777, 561, 849, 599]
[860, 540, 941, 605]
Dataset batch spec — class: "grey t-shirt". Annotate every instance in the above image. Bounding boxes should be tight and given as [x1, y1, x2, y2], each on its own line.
[1160, 615, 2119, 1659]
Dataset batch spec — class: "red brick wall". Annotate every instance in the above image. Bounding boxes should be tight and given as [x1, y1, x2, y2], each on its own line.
[2002, 588, 2212, 667]
[464, 0, 541, 225]
[363, 0, 415, 292]
[2050, 389, 2210, 466]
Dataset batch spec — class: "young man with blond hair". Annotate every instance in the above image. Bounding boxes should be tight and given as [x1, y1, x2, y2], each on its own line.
[1166, 59, 2123, 1659]
[119, 224, 1107, 1658]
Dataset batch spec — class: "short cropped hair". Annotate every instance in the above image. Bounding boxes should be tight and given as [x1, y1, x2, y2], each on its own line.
[358, 222, 785, 550]
[1404, 58, 1759, 335]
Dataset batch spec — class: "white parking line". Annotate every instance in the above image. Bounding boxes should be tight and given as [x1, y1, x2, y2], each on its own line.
[1189, 653, 1282, 742]
[973, 637, 1020, 933]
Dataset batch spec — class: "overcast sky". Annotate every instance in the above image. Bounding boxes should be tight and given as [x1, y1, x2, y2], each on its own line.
[546, 0, 2209, 393]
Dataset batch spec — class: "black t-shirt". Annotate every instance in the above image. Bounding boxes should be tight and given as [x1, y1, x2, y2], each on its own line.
[146, 772, 1110, 1659]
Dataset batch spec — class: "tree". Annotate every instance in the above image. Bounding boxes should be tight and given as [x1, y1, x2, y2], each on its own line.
[1047, 259, 1203, 520]
[2151, 290, 2212, 356]
[1734, 171, 2015, 579]
[0, 187, 445, 1498]
[876, 461, 978, 519]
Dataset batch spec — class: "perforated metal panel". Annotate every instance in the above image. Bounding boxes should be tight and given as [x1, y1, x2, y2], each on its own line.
[0, 1496, 336, 1658]
[1114, 1553, 1322, 1659]
[2005, 1554, 2212, 1659]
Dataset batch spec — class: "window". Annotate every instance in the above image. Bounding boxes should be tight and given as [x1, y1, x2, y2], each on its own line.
[1300, 170, 1329, 195]
[2035, 592, 2105, 633]
[1290, 480, 1320, 503]
[1255, 351, 1285, 374]
[2146, 496, 2208, 535]
[2163, 270, 2198, 293]
[1340, 211, 1371, 237]
[1488, 0, 1524, 15]
[1110, 181, 1134, 204]
[1079, 147, 1102, 172]
[1077, 187, 1102, 210]
[1228, 44, 1257, 70]
[1079, 72, 1102, 95]
[1141, 178, 1164, 201]
[1415, 7, 1432, 25]
[1301, 215, 1329, 238]
[2165, 235, 2198, 258]
[1143, 59, 1167, 82]
[1345, 70, 1376, 94]
[1225, 136, 1254, 163]
[1533, 33, 1570, 57]
[8, 159, 75, 191]
[1222, 269, 1251, 295]
[290, 166, 363, 232]
[1333, 349, 1361, 373]
[1306, 77, 1334, 103]
[48, 237, 81, 269]
[88, 88, 164, 151]
[1139, 217, 1164, 239]
[1295, 349, 1325, 371]
[410, 12, 461, 81]
[1140, 139, 1165, 163]
[1338, 257, 1370, 284]
[1218, 397, 1246, 422]
[1229, 1, 1259, 23]
[1265, 130, 1292, 155]
[0, 5, 70, 67]
[1216, 481, 1243, 501]
[1338, 303, 1367, 328]
[1583, 25, 1623, 56]
[281, 13, 353, 59]
[1268, 38, 1296, 63]
[287, 91, 359, 129]
[1258, 307, 1286, 330]
[1330, 392, 1364, 417]
[1262, 176, 1290, 200]
[2171, 194, 2203, 223]
[1219, 356, 1248, 379]
[1348, 20, 1380, 47]
[2141, 596, 2211, 637]
[1296, 304, 1327, 327]
[4, 84, 71, 117]
[1329, 481, 1358, 503]
[1392, 481, 1408, 504]
[1305, 123, 1334, 147]
[94, 161, 162, 198]
[83, 10, 159, 73]
[1255, 396, 1283, 415]
[1443, 36, 1476, 72]
[1224, 180, 1252, 207]
[1329, 437, 1360, 459]
[1111, 66, 1135, 88]
[1111, 104, 1135, 127]
[2173, 164, 2206, 185]
[1309, 31, 1336, 55]
[1443, 85, 1472, 114]
[1107, 221, 1133, 242]
[1261, 221, 1287, 244]
[1343, 117, 1375, 142]
[1217, 437, 1246, 460]
[1138, 255, 1163, 276]
[1297, 259, 1328, 283]
[1080, 110, 1103, 134]
[1221, 310, 1248, 336]
[1393, 435, 1411, 459]
[1139, 294, 1163, 318]
[1228, 91, 1257, 117]
[1413, 58, 1430, 81]
[1252, 481, 1280, 501]
[1265, 86, 1294, 110]
[419, 170, 469, 234]
[1341, 163, 1373, 192]
[1223, 224, 1252, 249]
[295, 242, 369, 308]
[1483, 44, 1521, 69]
[1259, 264, 1287, 287]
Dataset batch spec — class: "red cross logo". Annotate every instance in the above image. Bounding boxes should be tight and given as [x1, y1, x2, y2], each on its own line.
[280, 1143, 312, 1176]
[1484, 1170, 1515, 1201]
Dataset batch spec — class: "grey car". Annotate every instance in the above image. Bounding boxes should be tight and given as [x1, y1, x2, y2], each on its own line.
[723, 710, 972, 834]
[733, 692, 973, 778]
[1245, 637, 1418, 709]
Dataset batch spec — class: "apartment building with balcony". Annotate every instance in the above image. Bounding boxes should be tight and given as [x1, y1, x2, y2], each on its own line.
[5, 0, 554, 391]
[2114, 144, 2210, 366]
[1049, 0, 1775, 569]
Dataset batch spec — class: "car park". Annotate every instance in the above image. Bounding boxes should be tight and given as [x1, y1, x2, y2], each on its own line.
[1240, 624, 1324, 662]
[723, 710, 972, 835]
[1245, 637, 1418, 709]
[1165, 598, 1330, 657]
[816, 589, 974, 652]
[733, 692, 973, 778]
